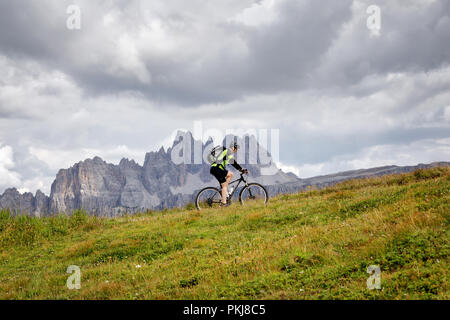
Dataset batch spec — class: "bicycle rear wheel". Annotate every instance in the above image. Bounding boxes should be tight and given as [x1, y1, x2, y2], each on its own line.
[239, 183, 269, 206]
[195, 187, 222, 210]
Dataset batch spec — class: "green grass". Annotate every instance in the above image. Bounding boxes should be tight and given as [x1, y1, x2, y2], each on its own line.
[0, 167, 449, 300]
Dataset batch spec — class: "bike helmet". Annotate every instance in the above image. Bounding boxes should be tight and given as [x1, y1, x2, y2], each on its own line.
[230, 142, 240, 150]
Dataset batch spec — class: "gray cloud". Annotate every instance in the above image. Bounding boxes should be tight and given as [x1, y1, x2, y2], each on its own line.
[1, 0, 449, 106]
[0, 0, 355, 105]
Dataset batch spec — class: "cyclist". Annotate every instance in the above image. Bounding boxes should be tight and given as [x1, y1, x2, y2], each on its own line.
[210, 142, 248, 207]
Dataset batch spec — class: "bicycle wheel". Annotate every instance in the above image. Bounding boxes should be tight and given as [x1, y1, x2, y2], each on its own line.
[195, 187, 222, 210]
[239, 183, 269, 206]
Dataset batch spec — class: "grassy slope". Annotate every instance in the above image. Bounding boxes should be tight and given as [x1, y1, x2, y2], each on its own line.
[0, 167, 448, 300]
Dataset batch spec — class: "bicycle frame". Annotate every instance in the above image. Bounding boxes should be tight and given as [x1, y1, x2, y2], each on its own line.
[219, 173, 249, 199]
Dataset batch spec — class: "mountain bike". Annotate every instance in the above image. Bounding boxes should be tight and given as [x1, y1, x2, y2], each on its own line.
[195, 172, 269, 210]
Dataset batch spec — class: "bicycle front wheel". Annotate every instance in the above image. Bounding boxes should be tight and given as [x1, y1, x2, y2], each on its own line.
[239, 183, 269, 206]
[195, 187, 222, 210]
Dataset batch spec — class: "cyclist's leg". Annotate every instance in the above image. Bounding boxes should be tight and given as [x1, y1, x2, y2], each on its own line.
[211, 166, 229, 204]
[221, 171, 233, 204]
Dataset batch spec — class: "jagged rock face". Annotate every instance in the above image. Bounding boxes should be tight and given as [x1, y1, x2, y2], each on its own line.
[0, 188, 19, 210]
[143, 147, 181, 195]
[118, 158, 160, 210]
[50, 157, 126, 215]
[0, 188, 28, 215]
[34, 190, 50, 217]
[0, 188, 49, 217]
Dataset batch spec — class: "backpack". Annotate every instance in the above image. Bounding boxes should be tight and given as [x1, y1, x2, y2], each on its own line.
[207, 145, 225, 165]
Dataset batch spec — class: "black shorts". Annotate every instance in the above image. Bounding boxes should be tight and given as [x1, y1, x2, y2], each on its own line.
[210, 166, 228, 184]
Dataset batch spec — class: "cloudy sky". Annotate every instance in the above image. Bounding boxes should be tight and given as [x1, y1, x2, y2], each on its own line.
[0, 0, 449, 194]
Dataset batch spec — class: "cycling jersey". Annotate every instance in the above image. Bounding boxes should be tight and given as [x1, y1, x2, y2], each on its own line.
[211, 147, 243, 171]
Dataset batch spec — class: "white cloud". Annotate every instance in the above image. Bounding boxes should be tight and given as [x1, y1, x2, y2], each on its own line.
[0, 144, 21, 190]
[231, 0, 278, 26]
[0, 143, 56, 194]
[29, 145, 149, 171]
[0, 55, 82, 119]
[276, 162, 301, 177]
[18, 176, 55, 195]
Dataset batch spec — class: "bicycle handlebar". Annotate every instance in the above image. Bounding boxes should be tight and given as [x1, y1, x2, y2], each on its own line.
[240, 169, 249, 175]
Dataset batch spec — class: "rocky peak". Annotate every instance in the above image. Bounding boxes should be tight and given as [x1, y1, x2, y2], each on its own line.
[144, 148, 169, 165]
[0, 187, 48, 217]
[1, 187, 20, 198]
[49, 156, 126, 215]
[35, 189, 46, 197]
[119, 158, 141, 170]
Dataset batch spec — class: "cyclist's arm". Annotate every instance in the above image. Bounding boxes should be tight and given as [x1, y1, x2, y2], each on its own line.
[230, 158, 243, 171]
[224, 149, 243, 171]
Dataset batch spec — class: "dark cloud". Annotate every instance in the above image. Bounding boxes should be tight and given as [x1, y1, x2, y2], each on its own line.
[0, 0, 354, 105]
[1, 0, 448, 106]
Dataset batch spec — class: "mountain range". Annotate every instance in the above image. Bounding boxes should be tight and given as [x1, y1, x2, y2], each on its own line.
[0, 131, 448, 217]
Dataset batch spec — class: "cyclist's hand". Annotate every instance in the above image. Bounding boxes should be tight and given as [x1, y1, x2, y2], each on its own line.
[241, 169, 249, 174]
